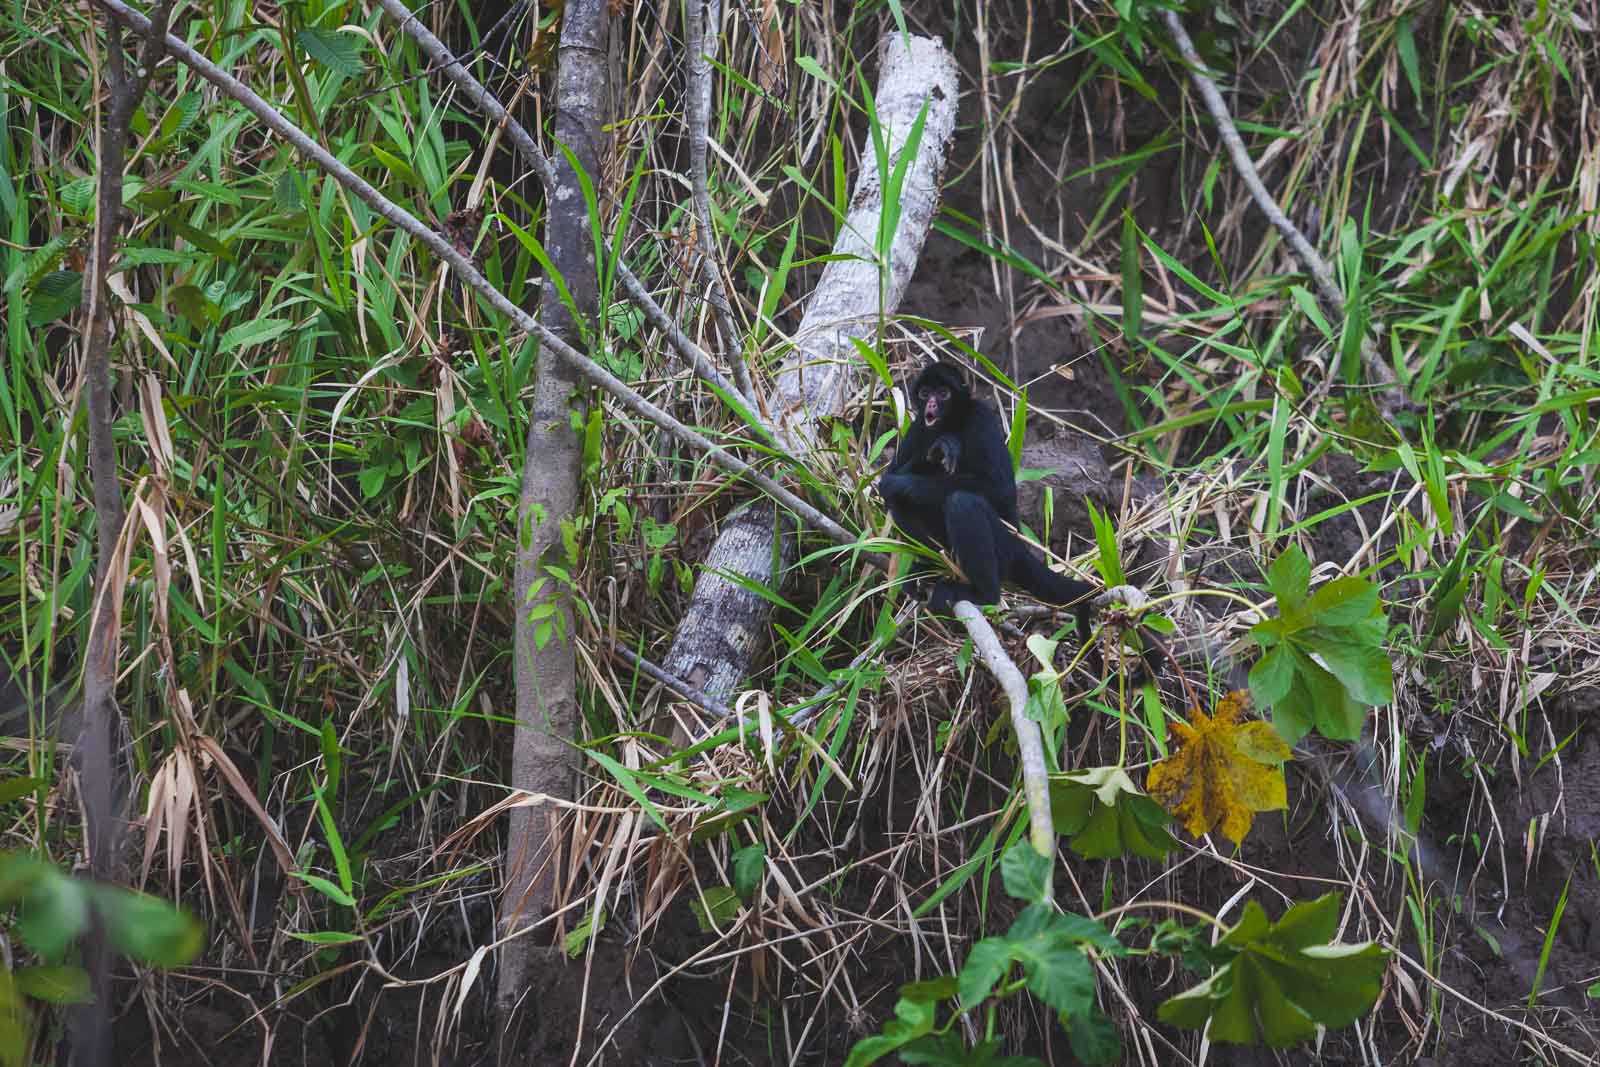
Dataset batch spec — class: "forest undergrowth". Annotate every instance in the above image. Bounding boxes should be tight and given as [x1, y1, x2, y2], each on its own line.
[3, 0, 1600, 1064]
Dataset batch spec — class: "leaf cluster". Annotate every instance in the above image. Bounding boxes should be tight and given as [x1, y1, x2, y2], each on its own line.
[1248, 547, 1393, 744]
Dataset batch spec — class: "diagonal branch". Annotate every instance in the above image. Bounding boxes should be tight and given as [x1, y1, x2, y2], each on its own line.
[1161, 9, 1405, 413]
[375, 0, 774, 435]
[95, 0, 843, 545]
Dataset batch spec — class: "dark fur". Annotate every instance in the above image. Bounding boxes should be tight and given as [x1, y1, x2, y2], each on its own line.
[879, 363, 1098, 642]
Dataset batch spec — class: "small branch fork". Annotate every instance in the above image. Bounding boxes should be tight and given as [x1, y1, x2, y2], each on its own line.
[1161, 10, 1406, 417]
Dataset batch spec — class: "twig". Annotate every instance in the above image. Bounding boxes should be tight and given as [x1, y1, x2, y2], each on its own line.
[684, 0, 753, 399]
[375, 0, 776, 440]
[953, 601, 1055, 884]
[96, 0, 846, 550]
[610, 641, 736, 720]
[1161, 10, 1405, 415]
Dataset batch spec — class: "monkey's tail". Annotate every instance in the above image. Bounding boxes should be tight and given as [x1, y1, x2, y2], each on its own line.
[1012, 551, 1096, 611]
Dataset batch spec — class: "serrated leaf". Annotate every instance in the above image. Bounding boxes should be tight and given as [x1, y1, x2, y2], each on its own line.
[1267, 545, 1311, 615]
[1147, 691, 1290, 845]
[1050, 766, 1177, 860]
[1159, 893, 1390, 1047]
[1249, 553, 1391, 743]
[1000, 841, 1052, 903]
[297, 27, 365, 77]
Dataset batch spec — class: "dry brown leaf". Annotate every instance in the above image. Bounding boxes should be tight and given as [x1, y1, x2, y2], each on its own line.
[1146, 690, 1290, 845]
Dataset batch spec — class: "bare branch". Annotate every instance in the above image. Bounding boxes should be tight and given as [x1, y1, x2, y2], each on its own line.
[685, 0, 753, 398]
[374, 0, 773, 435]
[953, 601, 1056, 878]
[1161, 9, 1405, 412]
[96, 0, 847, 547]
[79, 3, 176, 1060]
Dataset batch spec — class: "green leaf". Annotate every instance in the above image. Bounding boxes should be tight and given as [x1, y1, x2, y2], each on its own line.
[1265, 546, 1310, 615]
[293, 871, 356, 908]
[218, 317, 293, 353]
[1249, 553, 1391, 743]
[1000, 841, 1052, 903]
[1066, 1007, 1122, 1064]
[732, 843, 765, 902]
[689, 886, 740, 932]
[297, 27, 365, 77]
[959, 904, 1117, 1015]
[0, 778, 46, 805]
[92, 886, 205, 966]
[1159, 894, 1390, 1047]
[17, 870, 88, 958]
[27, 270, 82, 326]
[842, 993, 936, 1067]
[13, 964, 90, 1004]
[1120, 211, 1142, 342]
[1050, 767, 1177, 861]
[287, 930, 364, 946]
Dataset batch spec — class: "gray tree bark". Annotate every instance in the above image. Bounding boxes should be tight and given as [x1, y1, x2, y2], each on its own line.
[662, 34, 959, 705]
[497, 0, 609, 1060]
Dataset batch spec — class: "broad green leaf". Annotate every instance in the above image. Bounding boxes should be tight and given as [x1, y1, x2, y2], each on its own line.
[689, 886, 740, 932]
[13, 965, 90, 1004]
[1050, 766, 1177, 860]
[1000, 841, 1052, 903]
[842, 994, 936, 1067]
[293, 871, 356, 908]
[297, 27, 365, 77]
[1159, 894, 1390, 1047]
[1266, 545, 1311, 615]
[1066, 1008, 1123, 1064]
[959, 904, 1116, 1015]
[1249, 552, 1391, 743]
[93, 887, 205, 966]
[17, 870, 88, 958]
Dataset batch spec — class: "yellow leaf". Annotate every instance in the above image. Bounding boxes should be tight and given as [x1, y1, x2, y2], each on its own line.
[1146, 690, 1290, 845]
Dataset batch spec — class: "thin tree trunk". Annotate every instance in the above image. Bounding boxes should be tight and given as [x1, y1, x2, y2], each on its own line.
[497, 0, 609, 1060]
[662, 34, 959, 704]
[76, 7, 173, 1064]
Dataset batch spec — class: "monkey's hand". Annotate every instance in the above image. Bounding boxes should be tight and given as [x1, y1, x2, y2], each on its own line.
[927, 434, 962, 476]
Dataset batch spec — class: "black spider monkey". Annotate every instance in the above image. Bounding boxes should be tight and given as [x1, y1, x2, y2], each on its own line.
[878, 362, 1100, 646]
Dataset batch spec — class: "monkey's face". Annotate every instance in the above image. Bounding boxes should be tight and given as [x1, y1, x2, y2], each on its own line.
[917, 384, 954, 427]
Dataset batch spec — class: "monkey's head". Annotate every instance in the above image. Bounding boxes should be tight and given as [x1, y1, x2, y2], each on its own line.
[910, 362, 969, 429]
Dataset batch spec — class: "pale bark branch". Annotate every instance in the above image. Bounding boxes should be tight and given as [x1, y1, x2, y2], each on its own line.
[377, 0, 773, 435]
[1161, 9, 1405, 414]
[96, 0, 841, 545]
[953, 602, 1055, 875]
[663, 34, 959, 704]
[684, 0, 752, 397]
